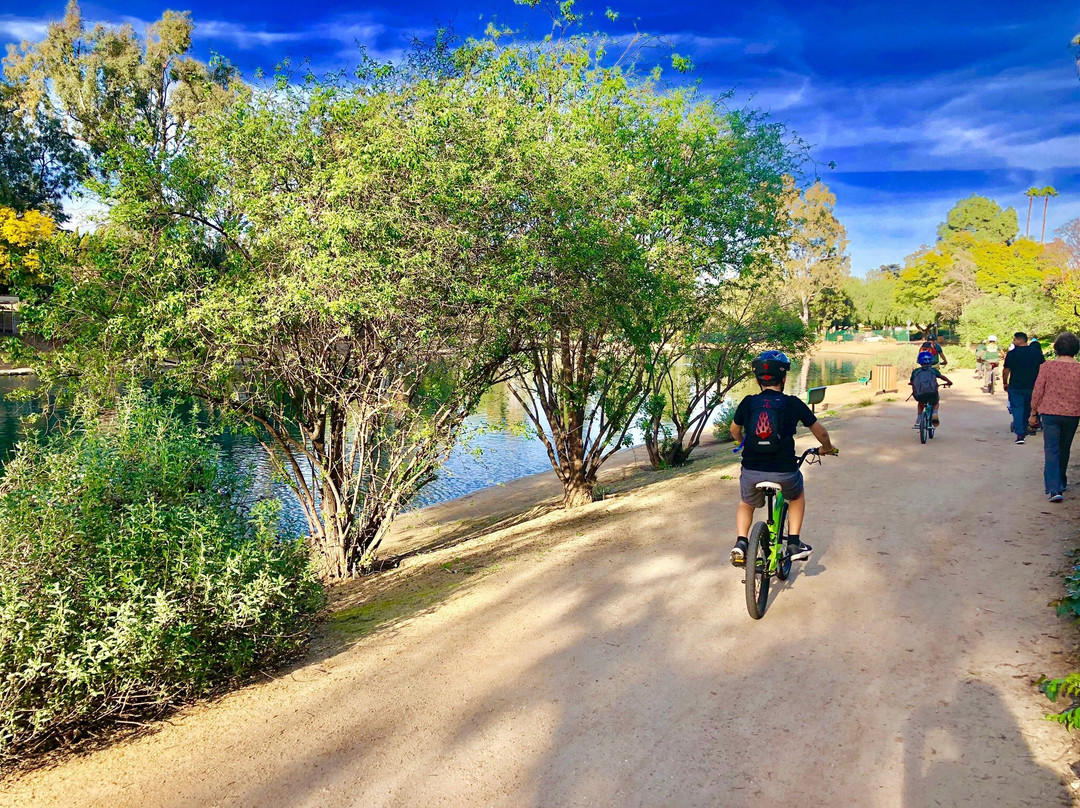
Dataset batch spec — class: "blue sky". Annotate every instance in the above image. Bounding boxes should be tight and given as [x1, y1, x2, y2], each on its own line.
[3, 1, 1079, 274]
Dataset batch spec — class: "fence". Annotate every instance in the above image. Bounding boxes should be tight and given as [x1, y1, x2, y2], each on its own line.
[0, 297, 18, 336]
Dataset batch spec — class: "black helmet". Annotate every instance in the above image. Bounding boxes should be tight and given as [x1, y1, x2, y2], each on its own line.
[752, 350, 791, 383]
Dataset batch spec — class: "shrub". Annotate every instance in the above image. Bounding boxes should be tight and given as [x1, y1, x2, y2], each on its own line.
[1039, 561, 1080, 730]
[712, 402, 737, 443]
[0, 393, 324, 765]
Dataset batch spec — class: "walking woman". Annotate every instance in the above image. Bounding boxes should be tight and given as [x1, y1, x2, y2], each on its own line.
[1030, 332, 1080, 502]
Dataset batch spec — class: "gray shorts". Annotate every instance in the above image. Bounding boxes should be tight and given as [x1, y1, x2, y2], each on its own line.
[739, 468, 804, 507]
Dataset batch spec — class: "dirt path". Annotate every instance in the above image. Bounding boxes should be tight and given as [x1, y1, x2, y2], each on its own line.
[4, 373, 1080, 807]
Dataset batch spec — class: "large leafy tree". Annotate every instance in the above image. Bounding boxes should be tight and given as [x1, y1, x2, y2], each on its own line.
[0, 86, 84, 220]
[12, 43, 537, 579]
[845, 271, 902, 329]
[4, 0, 242, 184]
[779, 178, 850, 326]
[479, 42, 796, 501]
[936, 194, 1018, 244]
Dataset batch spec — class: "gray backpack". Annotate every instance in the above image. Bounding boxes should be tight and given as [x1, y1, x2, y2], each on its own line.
[912, 367, 939, 398]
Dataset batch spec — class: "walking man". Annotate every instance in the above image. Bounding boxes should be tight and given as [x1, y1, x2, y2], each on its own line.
[1003, 331, 1045, 444]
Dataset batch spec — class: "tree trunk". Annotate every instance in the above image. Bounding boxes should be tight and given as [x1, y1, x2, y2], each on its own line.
[562, 475, 595, 508]
[1042, 197, 1050, 243]
[1026, 196, 1033, 237]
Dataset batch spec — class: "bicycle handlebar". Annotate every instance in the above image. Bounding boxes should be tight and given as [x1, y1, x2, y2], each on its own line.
[799, 447, 838, 466]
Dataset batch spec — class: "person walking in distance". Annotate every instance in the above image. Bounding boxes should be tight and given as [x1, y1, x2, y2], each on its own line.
[1003, 332, 1045, 444]
[1030, 332, 1080, 502]
[981, 336, 1002, 392]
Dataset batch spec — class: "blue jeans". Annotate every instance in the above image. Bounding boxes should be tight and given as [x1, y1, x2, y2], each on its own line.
[1042, 414, 1079, 495]
[1008, 387, 1033, 437]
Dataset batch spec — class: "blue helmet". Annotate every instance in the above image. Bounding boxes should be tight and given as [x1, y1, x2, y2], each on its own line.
[917, 351, 935, 365]
[752, 350, 791, 383]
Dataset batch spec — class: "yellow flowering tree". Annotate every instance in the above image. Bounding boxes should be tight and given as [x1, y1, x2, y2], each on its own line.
[0, 207, 55, 288]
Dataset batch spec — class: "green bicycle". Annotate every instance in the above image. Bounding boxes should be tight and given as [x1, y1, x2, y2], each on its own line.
[745, 447, 837, 619]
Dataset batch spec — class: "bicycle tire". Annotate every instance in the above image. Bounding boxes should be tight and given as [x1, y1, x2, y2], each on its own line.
[919, 410, 928, 444]
[776, 503, 792, 581]
[745, 520, 771, 619]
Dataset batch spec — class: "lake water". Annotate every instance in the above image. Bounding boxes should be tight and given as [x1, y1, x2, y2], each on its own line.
[0, 353, 862, 531]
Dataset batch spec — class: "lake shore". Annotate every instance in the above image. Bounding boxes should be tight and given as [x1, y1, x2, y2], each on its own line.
[6, 371, 1078, 807]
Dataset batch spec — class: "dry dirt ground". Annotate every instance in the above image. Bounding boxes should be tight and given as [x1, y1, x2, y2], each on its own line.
[3, 372, 1080, 808]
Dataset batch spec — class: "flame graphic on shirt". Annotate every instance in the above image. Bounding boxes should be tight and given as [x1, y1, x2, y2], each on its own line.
[755, 410, 773, 440]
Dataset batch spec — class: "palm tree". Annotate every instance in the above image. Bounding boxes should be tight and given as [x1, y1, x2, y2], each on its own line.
[1024, 186, 1040, 236]
[1040, 186, 1058, 242]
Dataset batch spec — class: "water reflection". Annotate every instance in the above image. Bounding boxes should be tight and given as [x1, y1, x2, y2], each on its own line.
[0, 354, 861, 530]
[0, 375, 40, 466]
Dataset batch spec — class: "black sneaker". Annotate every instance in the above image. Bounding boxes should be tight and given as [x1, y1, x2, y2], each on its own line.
[1015, 436, 1025, 445]
[730, 539, 748, 567]
[787, 541, 813, 562]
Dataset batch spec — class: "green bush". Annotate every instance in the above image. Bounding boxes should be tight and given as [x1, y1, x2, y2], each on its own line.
[0, 393, 324, 765]
[712, 402, 736, 443]
[1039, 561, 1080, 730]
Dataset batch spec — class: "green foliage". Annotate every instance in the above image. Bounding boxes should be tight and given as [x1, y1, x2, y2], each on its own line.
[1039, 559, 1080, 730]
[845, 273, 902, 329]
[1038, 673, 1080, 730]
[812, 285, 855, 331]
[711, 401, 736, 443]
[780, 178, 851, 324]
[0, 86, 85, 220]
[3, 0, 244, 172]
[0, 392, 323, 764]
[957, 293, 1060, 348]
[936, 194, 1018, 244]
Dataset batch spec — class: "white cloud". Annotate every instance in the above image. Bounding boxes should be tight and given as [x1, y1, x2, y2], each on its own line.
[196, 21, 306, 50]
[0, 17, 49, 45]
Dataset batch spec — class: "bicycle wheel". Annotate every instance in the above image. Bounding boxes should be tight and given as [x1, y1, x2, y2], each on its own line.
[988, 370, 995, 395]
[776, 503, 792, 581]
[745, 520, 771, 619]
[919, 410, 928, 444]
[928, 406, 936, 439]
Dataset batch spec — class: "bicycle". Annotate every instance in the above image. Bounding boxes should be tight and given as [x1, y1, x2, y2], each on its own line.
[916, 382, 952, 444]
[744, 447, 837, 620]
[984, 362, 999, 395]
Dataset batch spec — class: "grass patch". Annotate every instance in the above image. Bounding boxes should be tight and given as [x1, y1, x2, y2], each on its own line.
[855, 397, 875, 407]
[329, 577, 466, 640]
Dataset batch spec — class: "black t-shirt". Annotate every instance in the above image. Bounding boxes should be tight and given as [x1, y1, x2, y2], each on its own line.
[733, 390, 818, 473]
[1004, 344, 1045, 390]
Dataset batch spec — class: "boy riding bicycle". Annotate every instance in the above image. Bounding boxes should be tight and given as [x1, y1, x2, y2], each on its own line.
[910, 351, 953, 427]
[729, 351, 837, 567]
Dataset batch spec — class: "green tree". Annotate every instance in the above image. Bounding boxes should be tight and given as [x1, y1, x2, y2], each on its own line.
[897, 247, 950, 330]
[936, 194, 1018, 244]
[780, 178, 851, 326]
[4, 1, 243, 181]
[0, 85, 84, 220]
[811, 285, 855, 331]
[639, 271, 808, 470]
[12, 46, 540, 578]
[485, 41, 796, 500]
[846, 271, 903, 329]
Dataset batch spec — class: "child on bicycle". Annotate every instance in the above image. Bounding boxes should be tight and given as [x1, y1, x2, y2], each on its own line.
[729, 350, 837, 567]
[910, 351, 953, 427]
